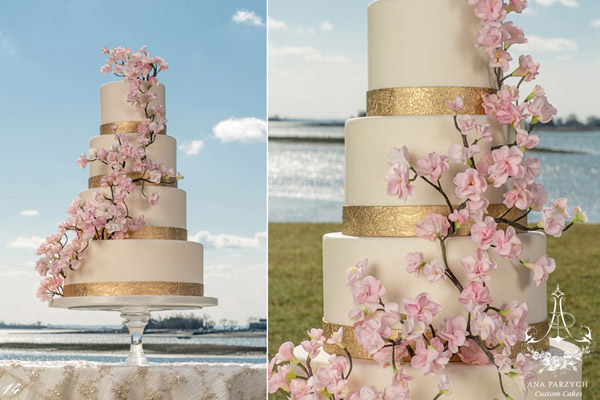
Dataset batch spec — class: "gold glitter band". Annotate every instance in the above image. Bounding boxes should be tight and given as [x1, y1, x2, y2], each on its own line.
[366, 87, 494, 116]
[63, 281, 204, 297]
[342, 204, 526, 237]
[127, 226, 187, 240]
[322, 319, 549, 362]
[88, 173, 178, 189]
[100, 121, 166, 135]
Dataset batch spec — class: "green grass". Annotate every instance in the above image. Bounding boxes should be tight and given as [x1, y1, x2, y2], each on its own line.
[268, 223, 600, 398]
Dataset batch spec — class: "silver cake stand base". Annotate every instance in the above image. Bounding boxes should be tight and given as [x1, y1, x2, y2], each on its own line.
[50, 295, 218, 365]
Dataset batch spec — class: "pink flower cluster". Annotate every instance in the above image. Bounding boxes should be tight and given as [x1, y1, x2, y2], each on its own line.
[35, 47, 182, 302]
[101, 46, 168, 137]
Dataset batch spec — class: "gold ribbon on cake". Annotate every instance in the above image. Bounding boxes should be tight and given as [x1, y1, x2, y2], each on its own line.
[88, 172, 178, 189]
[342, 204, 526, 237]
[100, 121, 167, 135]
[366, 86, 495, 116]
[127, 226, 187, 240]
[62, 281, 204, 297]
[322, 319, 549, 362]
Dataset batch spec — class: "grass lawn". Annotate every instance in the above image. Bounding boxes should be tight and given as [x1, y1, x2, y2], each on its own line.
[268, 223, 599, 398]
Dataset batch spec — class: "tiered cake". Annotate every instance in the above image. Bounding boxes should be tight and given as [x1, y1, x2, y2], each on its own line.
[62, 81, 204, 298]
[294, 0, 581, 398]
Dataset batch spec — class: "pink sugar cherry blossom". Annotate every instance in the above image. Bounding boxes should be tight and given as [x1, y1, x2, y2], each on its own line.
[415, 213, 450, 241]
[347, 258, 368, 285]
[349, 275, 386, 312]
[274, 341, 297, 364]
[539, 206, 566, 237]
[459, 281, 494, 313]
[476, 22, 504, 49]
[410, 337, 452, 376]
[524, 254, 556, 287]
[385, 164, 416, 201]
[461, 248, 498, 282]
[388, 146, 410, 166]
[502, 21, 527, 47]
[514, 55, 540, 82]
[448, 143, 481, 164]
[437, 316, 468, 353]
[423, 260, 446, 283]
[474, 0, 507, 23]
[458, 339, 490, 365]
[494, 226, 523, 262]
[503, 179, 532, 210]
[456, 115, 477, 134]
[402, 292, 442, 326]
[415, 152, 449, 182]
[437, 374, 452, 395]
[405, 252, 425, 277]
[513, 353, 538, 395]
[445, 96, 464, 112]
[465, 197, 490, 222]
[488, 145, 525, 187]
[485, 47, 513, 72]
[528, 93, 557, 124]
[301, 338, 322, 359]
[453, 168, 488, 201]
[470, 216, 498, 249]
[470, 309, 500, 340]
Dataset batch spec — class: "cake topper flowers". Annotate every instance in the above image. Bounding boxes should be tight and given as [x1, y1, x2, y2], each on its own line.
[35, 46, 182, 302]
[269, 1, 587, 399]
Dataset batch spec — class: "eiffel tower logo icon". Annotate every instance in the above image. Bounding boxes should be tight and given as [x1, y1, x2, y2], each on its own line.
[526, 284, 593, 348]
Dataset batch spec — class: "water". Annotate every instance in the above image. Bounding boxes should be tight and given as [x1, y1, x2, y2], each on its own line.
[0, 329, 266, 364]
[268, 121, 600, 223]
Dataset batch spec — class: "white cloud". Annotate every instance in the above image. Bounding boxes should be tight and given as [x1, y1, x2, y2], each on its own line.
[534, 0, 578, 7]
[213, 117, 266, 142]
[516, 35, 577, 52]
[268, 17, 287, 31]
[20, 210, 39, 216]
[320, 20, 334, 32]
[8, 236, 43, 249]
[591, 19, 600, 27]
[189, 231, 266, 249]
[270, 46, 350, 63]
[0, 32, 16, 55]
[232, 10, 264, 27]
[179, 140, 205, 155]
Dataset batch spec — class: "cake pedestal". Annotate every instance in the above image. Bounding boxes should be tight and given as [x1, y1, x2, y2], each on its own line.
[50, 295, 218, 365]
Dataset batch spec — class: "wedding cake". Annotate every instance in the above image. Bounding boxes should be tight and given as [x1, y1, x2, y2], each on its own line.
[62, 81, 204, 298]
[36, 48, 204, 301]
[283, 0, 584, 398]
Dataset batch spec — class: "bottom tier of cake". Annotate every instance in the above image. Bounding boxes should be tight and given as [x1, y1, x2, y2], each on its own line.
[63, 239, 203, 297]
[295, 339, 582, 399]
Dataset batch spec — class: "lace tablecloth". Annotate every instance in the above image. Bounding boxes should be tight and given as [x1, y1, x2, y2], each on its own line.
[0, 360, 266, 400]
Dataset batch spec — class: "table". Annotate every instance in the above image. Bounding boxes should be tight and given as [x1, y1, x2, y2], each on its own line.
[0, 360, 266, 400]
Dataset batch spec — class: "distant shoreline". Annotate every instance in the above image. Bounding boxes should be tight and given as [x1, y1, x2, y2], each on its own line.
[268, 118, 600, 133]
[0, 342, 265, 355]
[268, 136, 592, 155]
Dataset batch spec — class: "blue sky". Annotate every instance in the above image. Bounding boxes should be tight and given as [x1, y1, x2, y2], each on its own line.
[0, 0, 267, 325]
[268, 0, 600, 119]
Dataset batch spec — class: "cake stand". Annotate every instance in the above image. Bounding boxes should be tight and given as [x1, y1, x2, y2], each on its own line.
[50, 295, 218, 365]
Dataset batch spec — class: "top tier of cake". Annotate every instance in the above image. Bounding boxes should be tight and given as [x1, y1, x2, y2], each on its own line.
[100, 81, 165, 125]
[367, 0, 496, 90]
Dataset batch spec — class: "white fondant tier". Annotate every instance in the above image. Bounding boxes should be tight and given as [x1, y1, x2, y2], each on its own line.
[64, 240, 202, 285]
[294, 339, 582, 399]
[79, 186, 186, 229]
[323, 232, 547, 327]
[345, 116, 511, 206]
[88, 133, 176, 178]
[367, 0, 495, 90]
[100, 81, 165, 125]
